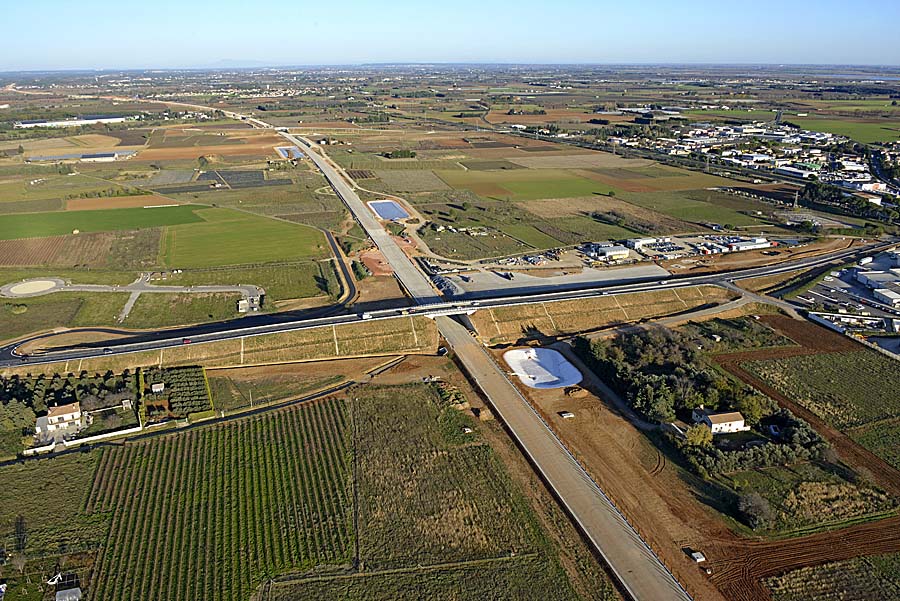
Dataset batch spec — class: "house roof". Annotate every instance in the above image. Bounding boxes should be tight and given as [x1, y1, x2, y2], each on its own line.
[705, 411, 744, 425]
[47, 402, 80, 418]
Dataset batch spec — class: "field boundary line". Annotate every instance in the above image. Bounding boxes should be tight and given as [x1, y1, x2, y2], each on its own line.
[672, 288, 687, 307]
[332, 324, 340, 355]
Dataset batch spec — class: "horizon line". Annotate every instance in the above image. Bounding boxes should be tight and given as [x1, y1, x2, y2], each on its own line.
[3, 61, 900, 75]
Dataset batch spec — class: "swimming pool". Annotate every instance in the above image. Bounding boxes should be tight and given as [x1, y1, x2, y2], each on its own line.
[368, 199, 410, 221]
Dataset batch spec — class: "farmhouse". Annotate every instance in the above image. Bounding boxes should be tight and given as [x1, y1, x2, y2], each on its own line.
[35, 402, 83, 435]
[691, 407, 750, 435]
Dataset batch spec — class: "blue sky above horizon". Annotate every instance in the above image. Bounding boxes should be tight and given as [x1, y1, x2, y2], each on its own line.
[4, 0, 900, 71]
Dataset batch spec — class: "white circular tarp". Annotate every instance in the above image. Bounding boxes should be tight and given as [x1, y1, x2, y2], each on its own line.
[503, 348, 583, 389]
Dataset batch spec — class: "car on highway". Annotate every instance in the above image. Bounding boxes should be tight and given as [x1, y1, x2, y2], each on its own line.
[103, 348, 113, 355]
[182, 338, 192, 344]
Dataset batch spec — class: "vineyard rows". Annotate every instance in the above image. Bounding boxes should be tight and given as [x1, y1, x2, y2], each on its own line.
[84, 398, 353, 601]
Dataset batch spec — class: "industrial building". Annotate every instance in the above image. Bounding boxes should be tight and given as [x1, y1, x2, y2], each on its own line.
[583, 244, 630, 261]
[874, 288, 900, 307]
[727, 238, 772, 252]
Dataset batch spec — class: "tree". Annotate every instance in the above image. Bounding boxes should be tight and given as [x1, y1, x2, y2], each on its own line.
[17, 144, 24, 154]
[735, 394, 767, 426]
[608, 190, 616, 198]
[738, 492, 774, 530]
[685, 424, 713, 448]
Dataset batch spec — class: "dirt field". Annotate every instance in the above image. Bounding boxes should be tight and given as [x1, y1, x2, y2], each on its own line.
[358, 249, 393, 276]
[135, 144, 279, 161]
[508, 153, 656, 170]
[0, 232, 117, 267]
[505, 349, 732, 601]
[65, 195, 182, 211]
[353, 275, 409, 309]
[517, 195, 694, 232]
[707, 516, 900, 601]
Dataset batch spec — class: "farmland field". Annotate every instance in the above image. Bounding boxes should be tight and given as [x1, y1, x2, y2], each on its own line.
[264, 383, 603, 601]
[787, 117, 900, 143]
[744, 351, 899, 430]
[435, 168, 609, 201]
[744, 350, 900, 471]
[0, 205, 204, 240]
[0, 382, 611, 601]
[161, 208, 328, 267]
[616, 190, 768, 226]
[0, 228, 161, 268]
[765, 552, 900, 600]
[86, 399, 353, 601]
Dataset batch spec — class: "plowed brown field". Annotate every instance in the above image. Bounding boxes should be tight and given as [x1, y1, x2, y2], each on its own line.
[0, 232, 115, 267]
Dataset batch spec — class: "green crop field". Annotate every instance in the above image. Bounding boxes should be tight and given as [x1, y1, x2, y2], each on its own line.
[0, 205, 205, 240]
[0, 174, 133, 205]
[502, 223, 564, 248]
[786, 117, 900, 143]
[161, 208, 328, 268]
[162, 263, 334, 302]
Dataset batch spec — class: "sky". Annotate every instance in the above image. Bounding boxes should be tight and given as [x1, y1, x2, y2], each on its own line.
[4, 0, 900, 71]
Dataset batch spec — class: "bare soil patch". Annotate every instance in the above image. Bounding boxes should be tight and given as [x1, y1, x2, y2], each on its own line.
[508, 153, 655, 170]
[353, 275, 409, 310]
[0, 232, 117, 267]
[359, 249, 393, 276]
[517, 195, 693, 232]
